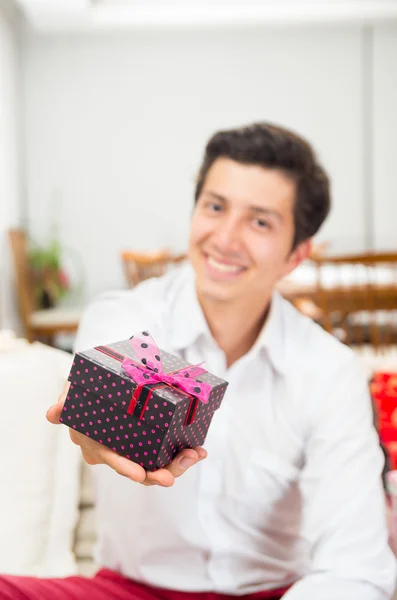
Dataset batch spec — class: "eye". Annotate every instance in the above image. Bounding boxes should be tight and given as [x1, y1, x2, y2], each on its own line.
[206, 201, 223, 213]
[253, 218, 271, 230]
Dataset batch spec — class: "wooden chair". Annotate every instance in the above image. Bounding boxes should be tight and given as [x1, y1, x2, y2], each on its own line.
[287, 241, 330, 320]
[310, 251, 397, 351]
[8, 228, 81, 344]
[121, 249, 186, 288]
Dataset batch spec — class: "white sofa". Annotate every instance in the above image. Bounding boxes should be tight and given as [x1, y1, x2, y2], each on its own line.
[0, 330, 97, 578]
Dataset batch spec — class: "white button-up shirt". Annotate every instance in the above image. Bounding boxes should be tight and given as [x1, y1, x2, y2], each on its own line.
[74, 264, 396, 599]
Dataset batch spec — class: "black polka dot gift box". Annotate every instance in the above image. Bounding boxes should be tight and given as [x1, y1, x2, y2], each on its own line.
[60, 331, 228, 471]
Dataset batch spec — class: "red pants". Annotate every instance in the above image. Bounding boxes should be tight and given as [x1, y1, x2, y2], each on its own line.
[0, 568, 290, 600]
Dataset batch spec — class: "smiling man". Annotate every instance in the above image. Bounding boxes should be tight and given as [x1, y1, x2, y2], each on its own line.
[189, 152, 310, 368]
[1, 123, 395, 600]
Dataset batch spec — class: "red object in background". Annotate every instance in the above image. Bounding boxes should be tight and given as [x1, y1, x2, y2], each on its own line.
[370, 372, 397, 469]
[381, 427, 397, 470]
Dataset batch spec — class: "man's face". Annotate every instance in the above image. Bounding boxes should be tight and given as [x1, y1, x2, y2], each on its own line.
[188, 158, 310, 304]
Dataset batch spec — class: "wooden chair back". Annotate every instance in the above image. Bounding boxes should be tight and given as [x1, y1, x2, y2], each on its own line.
[311, 251, 397, 350]
[121, 250, 186, 287]
[8, 228, 36, 332]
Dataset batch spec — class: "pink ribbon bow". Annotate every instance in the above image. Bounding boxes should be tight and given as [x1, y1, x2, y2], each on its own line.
[121, 331, 212, 406]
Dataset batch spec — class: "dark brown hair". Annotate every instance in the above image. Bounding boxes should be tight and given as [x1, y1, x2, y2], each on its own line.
[195, 123, 331, 250]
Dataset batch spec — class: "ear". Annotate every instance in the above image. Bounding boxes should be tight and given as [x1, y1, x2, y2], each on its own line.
[282, 239, 312, 278]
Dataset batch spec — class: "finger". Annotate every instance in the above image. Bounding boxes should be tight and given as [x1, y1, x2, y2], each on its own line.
[70, 430, 105, 466]
[143, 468, 175, 487]
[68, 428, 145, 480]
[46, 381, 71, 424]
[145, 448, 200, 486]
[81, 447, 101, 466]
[194, 446, 208, 461]
[144, 447, 208, 487]
[100, 448, 147, 483]
[166, 448, 200, 478]
[69, 428, 90, 447]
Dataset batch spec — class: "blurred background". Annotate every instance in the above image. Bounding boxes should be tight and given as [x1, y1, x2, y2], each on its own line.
[1, 0, 397, 579]
[1, 0, 397, 338]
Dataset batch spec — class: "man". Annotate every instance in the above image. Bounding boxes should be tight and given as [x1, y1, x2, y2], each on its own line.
[1, 123, 395, 599]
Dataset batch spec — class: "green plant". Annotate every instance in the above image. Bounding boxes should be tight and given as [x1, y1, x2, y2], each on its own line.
[29, 239, 70, 309]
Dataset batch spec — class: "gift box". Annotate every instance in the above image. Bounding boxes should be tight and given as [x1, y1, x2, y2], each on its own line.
[60, 331, 228, 471]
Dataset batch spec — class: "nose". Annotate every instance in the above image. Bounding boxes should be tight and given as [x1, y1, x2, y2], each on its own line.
[212, 214, 242, 253]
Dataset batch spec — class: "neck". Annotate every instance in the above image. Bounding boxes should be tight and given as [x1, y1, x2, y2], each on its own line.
[197, 290, 272, 368]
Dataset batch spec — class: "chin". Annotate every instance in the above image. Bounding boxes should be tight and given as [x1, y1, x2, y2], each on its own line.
[194, 274, 240, 304]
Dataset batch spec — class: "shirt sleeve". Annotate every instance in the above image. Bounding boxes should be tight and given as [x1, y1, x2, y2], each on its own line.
[282, 356, 397, 600]
[73, 279, 162, 354]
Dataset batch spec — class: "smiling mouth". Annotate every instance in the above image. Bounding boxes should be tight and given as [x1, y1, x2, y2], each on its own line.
[203, 253, 247, 277]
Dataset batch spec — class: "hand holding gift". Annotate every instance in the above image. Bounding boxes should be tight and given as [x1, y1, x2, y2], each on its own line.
[47, 331, 228, 487]
[47, 383, 207, 486]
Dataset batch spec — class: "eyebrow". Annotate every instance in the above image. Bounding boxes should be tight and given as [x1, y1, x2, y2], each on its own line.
[203, 190, 283, 221]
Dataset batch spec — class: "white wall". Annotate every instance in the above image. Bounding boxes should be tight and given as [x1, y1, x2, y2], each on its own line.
[0, 1, 21, 331]
[21, 25, 394, 303]
[373, 26, 397, 250]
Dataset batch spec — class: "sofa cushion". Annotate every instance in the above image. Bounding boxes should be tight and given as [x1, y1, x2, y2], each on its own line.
[0, 331, 82, 576]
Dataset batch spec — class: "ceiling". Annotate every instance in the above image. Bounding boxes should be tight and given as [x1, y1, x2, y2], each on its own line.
[12, 0, 397, 32]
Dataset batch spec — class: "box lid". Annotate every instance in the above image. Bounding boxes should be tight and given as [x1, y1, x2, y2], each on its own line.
[68, 336, 227, 431]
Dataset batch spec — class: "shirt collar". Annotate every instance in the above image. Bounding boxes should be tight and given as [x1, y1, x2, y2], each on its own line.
[251, 290, 286, 375]
[168, 264, 211, 351]
[168, 264, 286, 375]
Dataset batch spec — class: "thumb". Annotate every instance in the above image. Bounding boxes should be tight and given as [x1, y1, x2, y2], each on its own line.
[46, 380, 70, 424]
[46, 401, 64, 424]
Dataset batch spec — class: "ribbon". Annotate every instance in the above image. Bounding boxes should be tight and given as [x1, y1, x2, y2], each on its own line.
[121, 331, 212, 422]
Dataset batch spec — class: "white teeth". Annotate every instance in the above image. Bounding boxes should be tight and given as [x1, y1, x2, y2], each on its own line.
[207, 256, 243, 273]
